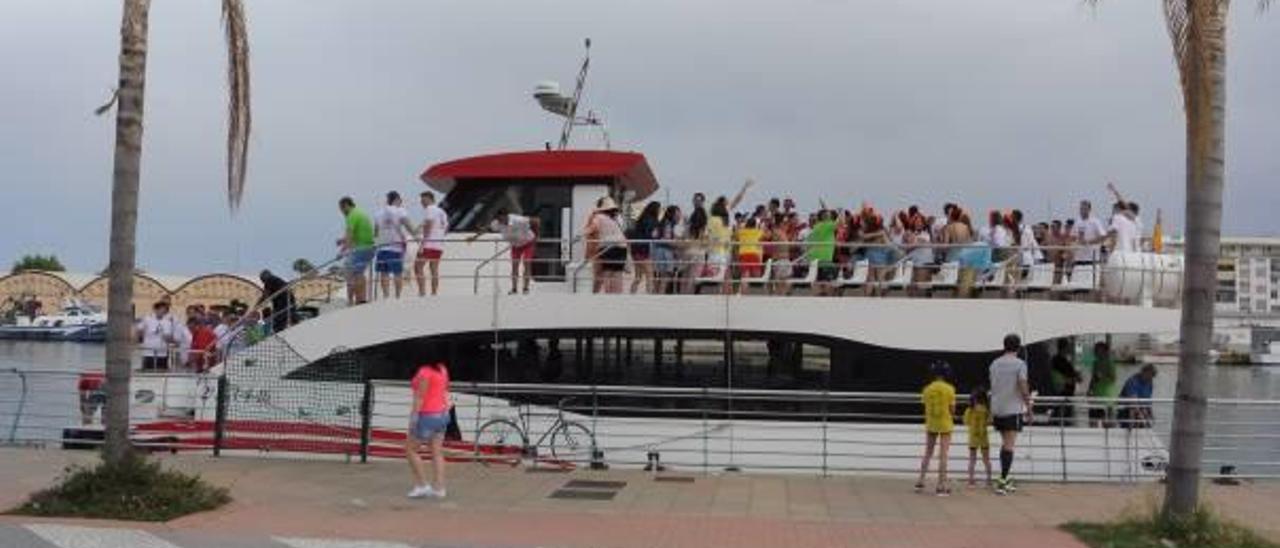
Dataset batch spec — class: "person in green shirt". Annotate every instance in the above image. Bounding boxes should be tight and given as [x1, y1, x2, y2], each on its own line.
[338, 196, 376, 305]
[806, 210, 838, 295]
[1086, 341, 1117, 427]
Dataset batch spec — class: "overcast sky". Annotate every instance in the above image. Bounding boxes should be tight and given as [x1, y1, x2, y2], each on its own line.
[1, 0, 1276, 275]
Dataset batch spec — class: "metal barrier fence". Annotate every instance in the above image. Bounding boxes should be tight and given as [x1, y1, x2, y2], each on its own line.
[3, 367, 1276, 482]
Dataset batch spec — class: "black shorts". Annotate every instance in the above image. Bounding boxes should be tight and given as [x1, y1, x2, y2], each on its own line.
[599, 246, 628, 272]
[816, 263, 838, 282]
[993, 414, 1023, 433]
[1088, 407, 1110, 421]
[141, 356, 169, 371]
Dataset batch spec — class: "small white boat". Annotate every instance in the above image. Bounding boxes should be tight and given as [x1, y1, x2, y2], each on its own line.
[1252, 342, 1280, 366]
[1249, 327, 1280, 366]
[0, 301, 106, 341]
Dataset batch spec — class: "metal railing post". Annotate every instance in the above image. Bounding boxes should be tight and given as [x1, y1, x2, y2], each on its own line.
[702, 386, 709, 475]
[1059, 398, 1068, 482]
[6, 369, 28, 444]
[821, 389, 829, 477]
[213, 375, 229, 457]
[359, 378, 374, 464]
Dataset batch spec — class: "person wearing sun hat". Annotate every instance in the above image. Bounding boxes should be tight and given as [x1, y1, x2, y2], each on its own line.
[584, 196, 629, 293]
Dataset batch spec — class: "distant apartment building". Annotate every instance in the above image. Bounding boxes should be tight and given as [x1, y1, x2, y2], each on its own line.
[1165, 236, 1280, 315]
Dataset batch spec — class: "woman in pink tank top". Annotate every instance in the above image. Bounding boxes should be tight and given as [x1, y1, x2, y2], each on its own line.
[405, 362, 451, 499]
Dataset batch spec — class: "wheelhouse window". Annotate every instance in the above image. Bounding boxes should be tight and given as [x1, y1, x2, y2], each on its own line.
[441, 178, 605, 279]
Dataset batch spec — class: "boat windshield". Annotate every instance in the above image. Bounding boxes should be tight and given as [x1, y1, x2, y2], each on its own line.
[440, 178, 597, 232]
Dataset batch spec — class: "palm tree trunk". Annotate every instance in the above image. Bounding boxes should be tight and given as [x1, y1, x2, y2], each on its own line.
[1164, 0, 1228, 516]
[103, 0, 152, 466]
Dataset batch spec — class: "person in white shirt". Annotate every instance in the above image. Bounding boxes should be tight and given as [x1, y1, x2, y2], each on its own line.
[1074, 200, 1107, 264]
[1010, 210, 1042, 268]
[134, 301, 176, 370]
[1105, 182, 1146, 250]
[988, 333, 1032, 495]
[469, 208, 539, 294]
[374, 191, 419, 299]
[1107, 204, 1140, 254]
[414, 191, 449, 297]
[174, 316, 193, 369]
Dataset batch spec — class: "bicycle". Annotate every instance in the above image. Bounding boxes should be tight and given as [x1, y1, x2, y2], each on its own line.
[473, 396, 597, 467]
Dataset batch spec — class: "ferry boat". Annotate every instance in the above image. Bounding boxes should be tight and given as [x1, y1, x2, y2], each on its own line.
[55, 44, 1185, 481]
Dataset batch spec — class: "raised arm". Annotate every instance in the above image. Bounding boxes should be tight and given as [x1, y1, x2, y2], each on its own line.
[728, 179, 755, 211]
[1106, 181, 1126, 205]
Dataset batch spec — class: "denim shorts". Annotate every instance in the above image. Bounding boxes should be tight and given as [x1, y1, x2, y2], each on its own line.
[411, 411, 450, 440]
[346, 247, 375, 276]
[374, 248, 404, 275]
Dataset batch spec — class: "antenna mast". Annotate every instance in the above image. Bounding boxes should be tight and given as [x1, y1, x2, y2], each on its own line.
[558, 38, 591, 150]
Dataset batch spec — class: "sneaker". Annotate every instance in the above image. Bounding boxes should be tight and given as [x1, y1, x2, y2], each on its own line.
[935, 484, 951, 497]
[913, 482, 925, 493]
[1005, 477, 1018, 493]
[407, 485, 431, 499]
[424, 486, 447, 499]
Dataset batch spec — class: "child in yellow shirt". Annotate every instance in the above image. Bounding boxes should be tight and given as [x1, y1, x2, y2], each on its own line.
[916, 362, 956, 496]
[964, 387, 993, 487]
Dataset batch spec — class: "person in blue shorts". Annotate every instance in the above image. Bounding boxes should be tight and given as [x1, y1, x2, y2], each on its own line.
[338, 196, 376, 304]
[373, 191, 417, 299]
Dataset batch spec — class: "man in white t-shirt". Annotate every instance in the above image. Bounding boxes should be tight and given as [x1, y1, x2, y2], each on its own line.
[1107, 203, 1140, 255]
[414, 191, 449, 296]
[373, 191, 418, 299]
[988, 333, 1032, 495]
[134, 301, 176, 370]
[1074, 200, 1107, 264]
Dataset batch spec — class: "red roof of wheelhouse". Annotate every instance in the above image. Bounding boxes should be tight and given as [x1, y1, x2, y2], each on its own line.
[420, 150, 659, 200]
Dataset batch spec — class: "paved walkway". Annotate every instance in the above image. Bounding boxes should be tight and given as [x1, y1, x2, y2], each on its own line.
[1, 448, 1277, 547]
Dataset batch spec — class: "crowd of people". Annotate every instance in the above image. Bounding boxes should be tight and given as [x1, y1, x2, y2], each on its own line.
[132, 274, 297, 373]
[331, 180, 1158, 299]
[579, 179, 1159, 295]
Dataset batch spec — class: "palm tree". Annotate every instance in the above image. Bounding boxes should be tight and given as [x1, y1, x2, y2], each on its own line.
[1160, 0, 1267, 516]
[102, 0, 251, 466]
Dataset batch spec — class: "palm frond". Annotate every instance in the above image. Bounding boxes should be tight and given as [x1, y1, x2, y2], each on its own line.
[1162, 0, 1193, 108]
[222, 0, 251, 211]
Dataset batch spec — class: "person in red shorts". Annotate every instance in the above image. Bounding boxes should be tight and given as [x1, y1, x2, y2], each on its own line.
[414, 191, 449, 296]
[470, 208, 539, 295]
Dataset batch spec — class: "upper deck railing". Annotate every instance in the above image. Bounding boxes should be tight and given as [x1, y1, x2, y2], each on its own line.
[230, 236, 1184, 349]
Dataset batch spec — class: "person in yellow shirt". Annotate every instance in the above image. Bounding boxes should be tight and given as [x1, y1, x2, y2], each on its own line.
[964, 388, 993, 487]
[916, 362, 956, 496]
[735, 218, 765, 293]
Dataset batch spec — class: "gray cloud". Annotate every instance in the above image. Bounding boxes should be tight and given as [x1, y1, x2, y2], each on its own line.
[0, 0, 1275, 275]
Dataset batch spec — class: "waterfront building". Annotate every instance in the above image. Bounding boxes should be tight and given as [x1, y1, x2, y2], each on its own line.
[0, 270, 342, 319]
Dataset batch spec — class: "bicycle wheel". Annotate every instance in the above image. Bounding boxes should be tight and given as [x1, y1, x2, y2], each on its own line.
[549, 421, 596, 463]
[474, 419, 526, 467]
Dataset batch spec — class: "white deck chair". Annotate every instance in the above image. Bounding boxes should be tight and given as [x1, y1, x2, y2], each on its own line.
[920, 261, 960, 296]
[877, 260, 914, 294]
[738, 259, 773, 293]
[1018, 262, 1055, 295]
[1052, 263, 1099, 298]
[786, 259, 821, 295]
[692, 262, 729, 294]
[835, 260, 870, 295]
[975, 262, 1007, 297]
